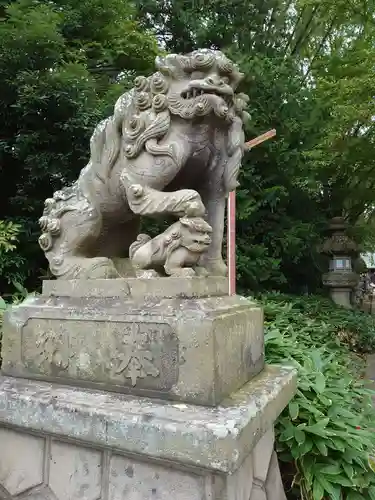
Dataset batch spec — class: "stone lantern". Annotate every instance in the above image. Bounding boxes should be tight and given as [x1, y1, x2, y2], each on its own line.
[321, 217, 359, 308]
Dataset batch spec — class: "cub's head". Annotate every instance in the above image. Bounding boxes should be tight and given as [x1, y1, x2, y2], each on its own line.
[178, 216, 212, 253]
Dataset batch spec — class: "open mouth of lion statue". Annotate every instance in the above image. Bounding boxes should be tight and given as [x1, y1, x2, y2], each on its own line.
[181, 85, 233, 105]
[168, 79, 235, 121]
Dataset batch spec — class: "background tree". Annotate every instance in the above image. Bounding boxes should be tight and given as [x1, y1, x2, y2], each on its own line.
[136, 0, 375, 293]
[1, 0, 374, 295]
[0, 0, 159, 293]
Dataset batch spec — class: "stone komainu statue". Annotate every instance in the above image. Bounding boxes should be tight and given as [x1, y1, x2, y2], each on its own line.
[38, 49, 250, 279]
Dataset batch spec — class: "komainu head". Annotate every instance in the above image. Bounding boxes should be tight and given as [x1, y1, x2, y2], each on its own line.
[89, 49, 249, 183]
[154, 49, 248, 122]
[114, 48, 249, 127]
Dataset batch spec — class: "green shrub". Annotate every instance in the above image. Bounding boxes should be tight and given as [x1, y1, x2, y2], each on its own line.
[261, 293, 375, 500]
[263, 292, 375, 353]
[0, 220, 26, 292]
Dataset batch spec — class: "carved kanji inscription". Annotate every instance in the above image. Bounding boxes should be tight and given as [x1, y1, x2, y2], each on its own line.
[21, 318, 179, 391]
[111, 323, 160, 386]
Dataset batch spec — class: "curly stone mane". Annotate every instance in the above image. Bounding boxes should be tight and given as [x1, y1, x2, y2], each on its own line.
[86, 49, 249, 185]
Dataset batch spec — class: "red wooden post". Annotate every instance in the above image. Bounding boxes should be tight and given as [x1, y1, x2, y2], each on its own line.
[227, 129, 276, 296]
[227, 190, 236, 295]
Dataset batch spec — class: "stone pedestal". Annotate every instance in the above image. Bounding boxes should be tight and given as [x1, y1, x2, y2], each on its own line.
[322, 272, 358, 309]
[0, 278, 296, 500]
[2, 278, 263, 406]
[329, 286, 352, 309]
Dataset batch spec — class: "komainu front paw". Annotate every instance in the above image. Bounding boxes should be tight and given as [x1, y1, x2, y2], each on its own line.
[78, 257, 119, 279]
[135, 269, 161, 278]
[201, 258, 228, 277]
[194, 266, 209, 277]
[165, 267, 196, 278]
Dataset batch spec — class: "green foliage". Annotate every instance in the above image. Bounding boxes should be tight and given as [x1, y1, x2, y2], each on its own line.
[0, 0, 159, 294]
[135, 0, 375, 292]
[0, 220, 25, 289]
[264, 293, 375, 353]
[232, 52, 327, 292]
[1, 0, 375, 293]
[262, 293, 375, 499]
[0, 220, 19, 253]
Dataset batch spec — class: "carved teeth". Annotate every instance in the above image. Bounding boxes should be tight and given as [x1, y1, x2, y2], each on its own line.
[182, 88, 233, 102]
